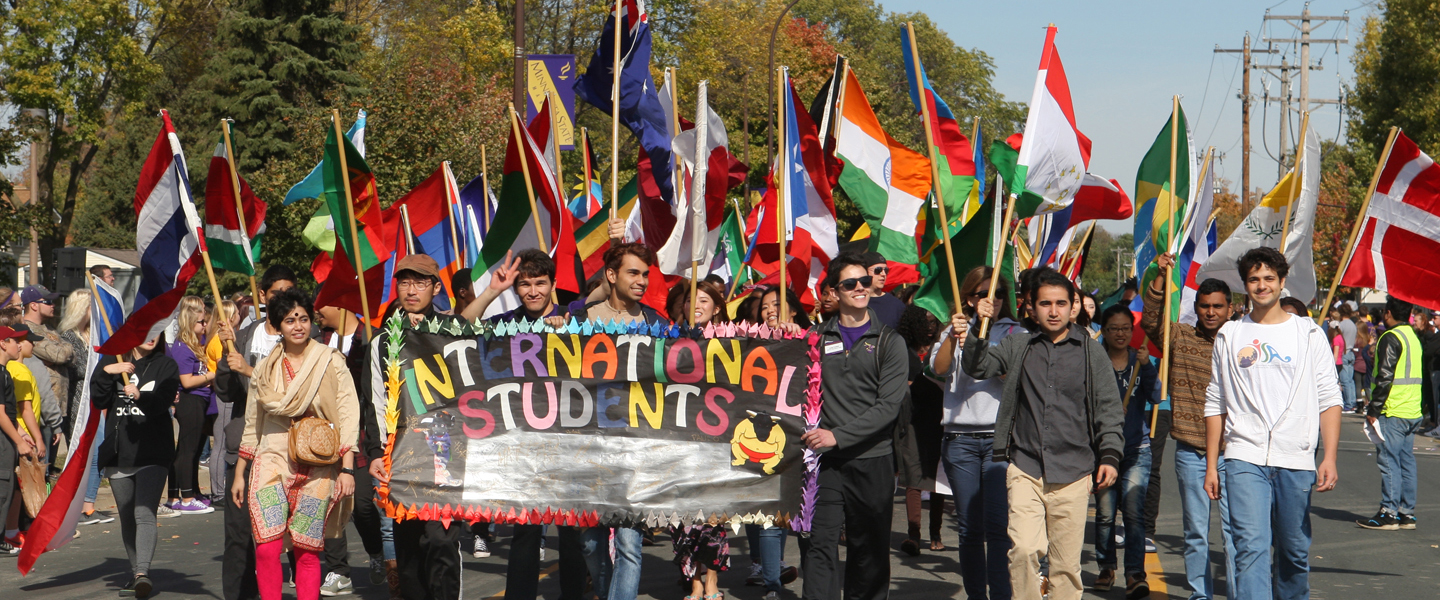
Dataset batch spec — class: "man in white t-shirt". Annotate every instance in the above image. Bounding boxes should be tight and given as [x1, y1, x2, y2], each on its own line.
[1202, 247, 1342, 600]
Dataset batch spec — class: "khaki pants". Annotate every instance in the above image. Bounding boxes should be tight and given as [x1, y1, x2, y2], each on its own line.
[1007, 464, 1092, 600]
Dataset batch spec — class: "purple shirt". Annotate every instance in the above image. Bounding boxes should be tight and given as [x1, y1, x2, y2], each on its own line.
[840, 323, 869, 351]
[167, 340, 216, 415]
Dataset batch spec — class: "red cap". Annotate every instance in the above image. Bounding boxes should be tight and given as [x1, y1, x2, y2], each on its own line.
[0, 326, 25, 341]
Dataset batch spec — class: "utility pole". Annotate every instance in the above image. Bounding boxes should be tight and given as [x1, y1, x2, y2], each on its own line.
[1261, 4, 1348, 175]
[1216, 33, 1278, 213]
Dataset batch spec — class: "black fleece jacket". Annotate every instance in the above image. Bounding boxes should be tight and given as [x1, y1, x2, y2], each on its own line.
[92, 352, 179, 470]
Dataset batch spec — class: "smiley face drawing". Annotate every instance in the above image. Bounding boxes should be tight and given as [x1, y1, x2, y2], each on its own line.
[731, 410, 786, 474]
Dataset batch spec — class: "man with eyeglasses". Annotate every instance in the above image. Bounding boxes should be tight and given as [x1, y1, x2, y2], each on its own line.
[803, 253, 909, 600]
[20, 285, 71, 474]
[862, 252, 905, 329]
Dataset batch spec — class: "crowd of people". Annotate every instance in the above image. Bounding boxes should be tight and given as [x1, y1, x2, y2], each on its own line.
[0, 230, 1436, 600]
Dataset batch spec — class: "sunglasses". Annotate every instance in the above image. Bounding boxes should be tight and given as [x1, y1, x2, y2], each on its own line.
[870, 266, 888, 275]
[966, 291, 988, 299]
[838, 276, 873, 292]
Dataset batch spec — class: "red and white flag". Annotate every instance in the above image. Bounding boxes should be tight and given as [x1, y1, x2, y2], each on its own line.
[1341, 131, 1440, 309]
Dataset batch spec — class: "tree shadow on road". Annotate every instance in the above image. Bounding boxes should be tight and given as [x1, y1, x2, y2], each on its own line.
[21, 559, 218, 598]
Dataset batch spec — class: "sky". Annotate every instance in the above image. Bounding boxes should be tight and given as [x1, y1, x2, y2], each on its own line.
[882, 0, 1378, 235]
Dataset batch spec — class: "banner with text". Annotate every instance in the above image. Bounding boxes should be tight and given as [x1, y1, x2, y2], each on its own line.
[377, 317, 816, 528]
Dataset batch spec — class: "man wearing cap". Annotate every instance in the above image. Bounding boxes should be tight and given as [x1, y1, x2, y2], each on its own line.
[0, 325, 35, 554]
[365, 254, 468, 600]
[21, 285, 70, 468]
[862, 252, 905, 330]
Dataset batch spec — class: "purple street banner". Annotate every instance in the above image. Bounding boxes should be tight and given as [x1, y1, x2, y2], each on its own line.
[526, 54, 577, 150]
[374, 315, 823, 530]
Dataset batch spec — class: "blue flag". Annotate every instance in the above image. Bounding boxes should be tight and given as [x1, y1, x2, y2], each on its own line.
[573, 0, 674, 204]
[284, 110, 366, 205]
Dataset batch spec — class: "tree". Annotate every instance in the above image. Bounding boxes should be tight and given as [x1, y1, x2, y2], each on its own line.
[1348, 0, 1440, 156]
[0, 0, 171, 285]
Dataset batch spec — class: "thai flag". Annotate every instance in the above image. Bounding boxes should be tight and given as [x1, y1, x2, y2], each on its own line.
[18, 277, 126, 574]
[96, 111, 205, 356]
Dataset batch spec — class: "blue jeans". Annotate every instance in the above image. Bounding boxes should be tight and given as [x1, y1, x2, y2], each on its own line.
[1377, 415, 1423, 515]
[1173, 441, 1235, 600]
[746, 524, 786, 592]
[85, 416, 105, 503]
[1225, 459, 1315, 600]
[940, 434, 1011, 600]
[379, 515, 396, 561]
[582, 526, 642, 600]
[1339, 351, 1356, 410]
[1094, 445, 1151, 576]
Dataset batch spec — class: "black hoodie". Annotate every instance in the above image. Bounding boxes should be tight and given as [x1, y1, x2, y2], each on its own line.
[92, 350, 179, 470]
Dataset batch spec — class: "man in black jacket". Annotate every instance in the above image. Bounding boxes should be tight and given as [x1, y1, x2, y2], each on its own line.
[365, 255, 469, 600]
[214, 266, 297, 600]
[802, 253, 909, 600]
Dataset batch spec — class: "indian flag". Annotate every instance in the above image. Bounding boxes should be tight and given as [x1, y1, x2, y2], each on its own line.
[835, 68, 931, 265]
[1012, 25, 1091, 218]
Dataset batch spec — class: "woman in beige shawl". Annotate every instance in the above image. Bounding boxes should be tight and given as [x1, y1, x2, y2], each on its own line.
[230, 290, 359, 600]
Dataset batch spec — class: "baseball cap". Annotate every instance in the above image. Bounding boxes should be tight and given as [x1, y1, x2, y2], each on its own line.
[393, 255, 440, 279]
[20, 285, 59, 305]
[0, 326, 26, 341]
[861, 252, 886, 267]
[12, 324, 42, 342]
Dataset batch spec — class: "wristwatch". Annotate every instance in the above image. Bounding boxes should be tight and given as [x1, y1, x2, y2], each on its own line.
[340, 467, 355, 475]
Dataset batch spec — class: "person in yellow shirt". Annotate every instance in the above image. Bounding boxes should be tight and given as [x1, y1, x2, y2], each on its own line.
[205, 301, 239, 373]
[2, 323, 42, 552]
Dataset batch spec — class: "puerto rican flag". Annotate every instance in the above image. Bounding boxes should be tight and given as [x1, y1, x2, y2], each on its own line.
[96, 110, 205, 355]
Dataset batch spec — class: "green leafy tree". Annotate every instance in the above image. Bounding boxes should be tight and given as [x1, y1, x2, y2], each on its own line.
[1348, 0, 1440, 156]
[0, 0, 171, 285]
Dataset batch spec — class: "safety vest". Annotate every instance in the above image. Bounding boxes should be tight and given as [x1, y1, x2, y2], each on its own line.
[1376, 325, 1424, 419]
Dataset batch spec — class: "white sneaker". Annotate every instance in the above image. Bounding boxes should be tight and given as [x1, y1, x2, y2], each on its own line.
[472, 536, 490, 559]
[319, 572, 353, 596]
[156, 505, 181, 519]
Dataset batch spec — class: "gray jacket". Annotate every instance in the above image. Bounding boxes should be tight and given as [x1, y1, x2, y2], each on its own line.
[815, 310, 909, 460]
[961, 322, 1125, 470]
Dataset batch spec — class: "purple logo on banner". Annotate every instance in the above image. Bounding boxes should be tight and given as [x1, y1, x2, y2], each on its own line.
[525, 54, 578, 150]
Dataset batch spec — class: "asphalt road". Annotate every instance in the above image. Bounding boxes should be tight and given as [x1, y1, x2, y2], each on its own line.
[6, 412, 1439, 599]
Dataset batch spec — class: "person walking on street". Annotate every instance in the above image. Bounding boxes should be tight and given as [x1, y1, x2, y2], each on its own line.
[231, 290, 360, 600]
[1092, 305, 1160, 599]
[931, 266, 1026, 600]
[92, 334, 180, 598]
[801, 253, 908, 600]
[1143, 253, 1235, 600]
[1204, 247, 1342, 600]
[1356, 296, 1426, 531]
[963, 268, 1124, 600]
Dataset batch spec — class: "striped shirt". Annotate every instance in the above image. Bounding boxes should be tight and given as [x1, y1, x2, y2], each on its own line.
[1141, 285, 1217, 451]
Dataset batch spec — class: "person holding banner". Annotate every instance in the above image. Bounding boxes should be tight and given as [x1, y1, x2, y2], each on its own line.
[465, 249, 567, 328]
[91, 333, 180, 598]
[365, 255, 468, 600]
[802, 253, 909, 600]
[231, 289, 360, 600]
[963, 268, 1123, 600]
[577, 243, 666, 326]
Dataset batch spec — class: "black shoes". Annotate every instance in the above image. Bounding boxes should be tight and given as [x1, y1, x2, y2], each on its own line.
[120, 574, 152, 598]
[1357, 511, 1400, 530]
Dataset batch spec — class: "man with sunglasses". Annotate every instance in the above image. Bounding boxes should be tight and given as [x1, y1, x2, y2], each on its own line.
[20, 285, 71, 473]
[803, 253, 909, 600]
[863, 252, 905, 329]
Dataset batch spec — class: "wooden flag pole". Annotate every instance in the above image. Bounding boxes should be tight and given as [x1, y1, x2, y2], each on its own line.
[969, 116, 981, 223]
[775, 67, 789, 325]
[332, 109, 372, 341]
[608, 0, 623, 234]
[442, 161, 464, 272]
[220, 119, 263, 310]
[1318, 126, 1398, 322]
[1279, 111, 1312, 255]
[977, 196, 1016, 339]
[198, 235, 236, 354]
[831, 59, 850, 142]
[509, 104, 550, 255]
[1155, 95, 1181, 436]
[399, 205, 417, 255]
[906, 22, 963, 317]
[480, 144, 491, 236]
